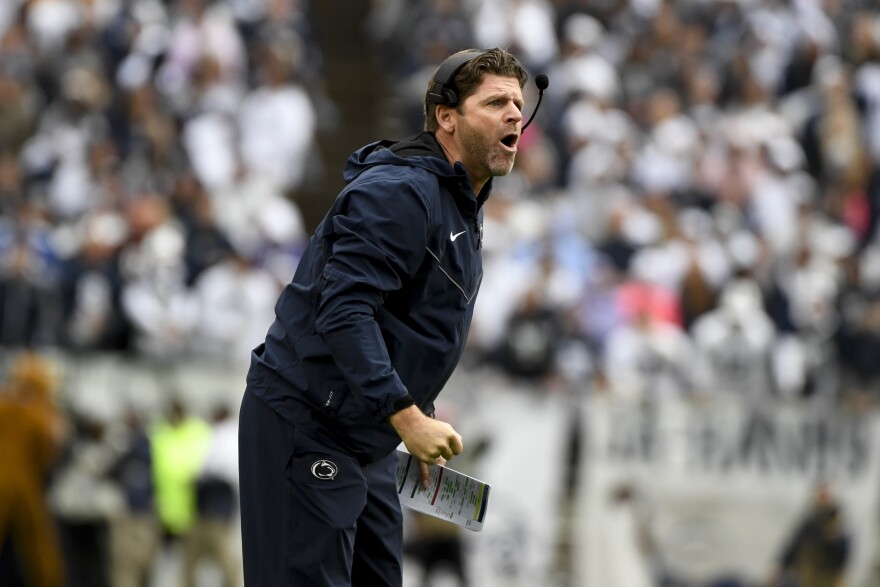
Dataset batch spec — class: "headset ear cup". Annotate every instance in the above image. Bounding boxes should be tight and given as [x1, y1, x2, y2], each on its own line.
[428, 50, 482, 108]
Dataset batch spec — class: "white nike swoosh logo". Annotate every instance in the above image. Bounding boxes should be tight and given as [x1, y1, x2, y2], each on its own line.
[450, 230, 467, 242]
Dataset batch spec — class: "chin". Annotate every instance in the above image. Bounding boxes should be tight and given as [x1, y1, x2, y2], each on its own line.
[491, 162, 516, 177]
[488, 157, 516, 177]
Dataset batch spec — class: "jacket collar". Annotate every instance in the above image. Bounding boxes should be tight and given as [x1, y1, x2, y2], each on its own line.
[344, 132, 492, 215]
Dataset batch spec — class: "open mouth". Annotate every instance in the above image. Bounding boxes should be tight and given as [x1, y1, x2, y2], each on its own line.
[500, 133, 519, 151]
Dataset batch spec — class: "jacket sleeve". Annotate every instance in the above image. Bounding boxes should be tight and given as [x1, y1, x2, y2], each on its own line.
[315, 171, 432, 421]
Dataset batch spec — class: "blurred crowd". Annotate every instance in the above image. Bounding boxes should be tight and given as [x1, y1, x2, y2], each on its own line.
[0, 0, 319, 367]
[3, 0, 880, 403]
[2, 0, 880, 585]
[371, 0, 880, 409]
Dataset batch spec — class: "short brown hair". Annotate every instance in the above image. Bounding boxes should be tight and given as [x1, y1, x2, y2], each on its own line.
[424, 48, 529, 132]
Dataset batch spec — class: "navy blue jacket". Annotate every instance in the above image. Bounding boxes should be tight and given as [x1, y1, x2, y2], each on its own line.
[246, 132, 490, 463]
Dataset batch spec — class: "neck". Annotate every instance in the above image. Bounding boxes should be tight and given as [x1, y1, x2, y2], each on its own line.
[433, 130, 488, 195]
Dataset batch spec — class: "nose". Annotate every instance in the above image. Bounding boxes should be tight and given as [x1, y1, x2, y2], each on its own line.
[506, 104, 523, 125]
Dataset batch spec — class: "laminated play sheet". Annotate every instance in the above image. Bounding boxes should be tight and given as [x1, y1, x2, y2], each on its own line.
[395, 449, 491, 532]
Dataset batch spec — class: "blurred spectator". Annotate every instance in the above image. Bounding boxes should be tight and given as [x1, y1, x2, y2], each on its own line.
[772, 229, 851, 400]
[0, 151, 24, 216]
[27, 65, 113, 222]
[495, 284, 566, 382]
[0, 234, 61, 347]
[835, 243, 880, 406]
[149, 398, 211, 540]
[206, 162, 307, 283]
[191, 247, 280, 367]
[58, 209, 131, 352]
[550, 13, 619, 107]
[801, 57, 869, 197]
[119, 193, 198, 360]
[49, 411, 124, 587]
[368, 0, 474, 80]
[107, 407, 159, 587]
[603, 281, 693, 402]
[171, 174, 234, 285]
[236, 34, 317, 193]
[691, 278, 776, 400]
[491, 239, 590, 388]
[0, 352, 65, 587]
[182, 403, 241, 587]
[0, 196, 63, 347]
[472, 0, 558, 73]
[0, 69, 39, 154]
[767, 483, 850, 587]
[157, 0, 247, 101]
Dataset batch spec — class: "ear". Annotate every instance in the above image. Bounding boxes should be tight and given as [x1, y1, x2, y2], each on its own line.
[435, 103, 457, 133]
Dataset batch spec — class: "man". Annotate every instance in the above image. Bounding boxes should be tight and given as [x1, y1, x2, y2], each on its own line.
[239, 47, 529, 586]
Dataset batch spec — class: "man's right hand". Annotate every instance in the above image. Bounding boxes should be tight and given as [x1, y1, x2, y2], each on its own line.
[388, 405, 463, 464]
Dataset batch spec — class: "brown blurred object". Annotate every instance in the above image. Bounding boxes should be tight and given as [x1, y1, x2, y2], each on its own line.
[0, 351, 66, 587]
[405, 511, 468, 587]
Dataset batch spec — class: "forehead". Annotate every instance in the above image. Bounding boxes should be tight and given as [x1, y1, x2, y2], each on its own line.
[468, 74, 523, 101]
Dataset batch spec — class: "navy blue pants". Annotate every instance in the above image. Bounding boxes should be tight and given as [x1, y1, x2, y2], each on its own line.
[238, 390, 403, 586]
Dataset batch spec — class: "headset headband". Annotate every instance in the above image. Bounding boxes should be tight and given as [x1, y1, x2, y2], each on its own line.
[426, 50, 483, 107]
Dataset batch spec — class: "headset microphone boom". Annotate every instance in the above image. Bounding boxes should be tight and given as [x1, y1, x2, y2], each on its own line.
[521, 73, 549, 132]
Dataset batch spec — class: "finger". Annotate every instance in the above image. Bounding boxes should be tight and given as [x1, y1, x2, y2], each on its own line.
[436, 456, 447, 466]
[418, 461, 430, 489]
[449, 433, 463, 456]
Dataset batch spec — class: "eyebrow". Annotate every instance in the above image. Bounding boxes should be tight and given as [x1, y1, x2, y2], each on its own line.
[483, 91, 524, 110]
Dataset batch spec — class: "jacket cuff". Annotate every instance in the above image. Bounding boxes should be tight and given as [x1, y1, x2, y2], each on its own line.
[378, 394, 416, 421]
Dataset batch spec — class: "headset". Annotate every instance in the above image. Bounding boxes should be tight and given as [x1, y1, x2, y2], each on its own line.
[426, 50, 483, 107]
[426, 50, 549, 130]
